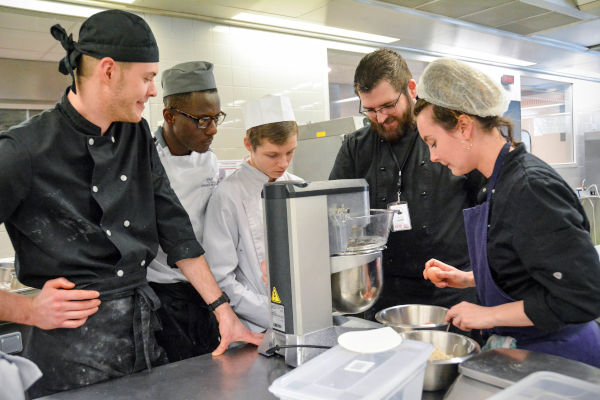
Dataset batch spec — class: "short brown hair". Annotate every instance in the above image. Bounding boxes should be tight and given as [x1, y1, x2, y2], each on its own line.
[75, 55, 131, 89]
[414, 99, 518, 146]
[247, 121, 298, 150]
[354, 49, 412, 95]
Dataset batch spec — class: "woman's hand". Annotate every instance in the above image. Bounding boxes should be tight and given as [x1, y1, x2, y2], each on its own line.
[423, 259, 475, 289]
[445, 301, 496, 331]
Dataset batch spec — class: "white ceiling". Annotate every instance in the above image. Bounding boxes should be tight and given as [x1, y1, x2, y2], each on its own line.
[0, 0, 599, 80]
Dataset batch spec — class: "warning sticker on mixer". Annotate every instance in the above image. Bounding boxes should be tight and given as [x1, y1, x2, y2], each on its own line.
[271, 303, 285, 332]
[271, 286, 281, 303]
[344, 360, 375, 374]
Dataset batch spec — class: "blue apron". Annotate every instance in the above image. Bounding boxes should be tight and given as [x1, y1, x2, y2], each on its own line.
[463, 142, 600, 367]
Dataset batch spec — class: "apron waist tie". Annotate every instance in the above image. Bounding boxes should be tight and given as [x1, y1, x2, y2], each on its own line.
[133, 284, 162, 372]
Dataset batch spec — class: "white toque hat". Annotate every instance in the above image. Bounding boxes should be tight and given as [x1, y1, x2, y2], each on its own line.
[243, 95, 295, 131]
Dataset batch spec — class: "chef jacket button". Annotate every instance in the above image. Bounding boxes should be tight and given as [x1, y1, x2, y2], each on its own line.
[88, 138, 94, 145]
[421, 191, 427, 196]
[553, 272, 563, 280]
[120, 175, 127, 182]
[381, 197, 387, 202]
[487, 224, 491, 228]
[123, 220, 130, 227]
[116, 269, 124, 277]
[492, 189, 495, 194]
[420, 160, 426, 166]
[92, 185, 98, 193]
[106, 229, 111, 236]
[482, 188, 487, 193]
[111, 136, 115, 143]
[379, 167, 386, 171]
[422, 225, 428, 231]
[141, 260, 146, 267]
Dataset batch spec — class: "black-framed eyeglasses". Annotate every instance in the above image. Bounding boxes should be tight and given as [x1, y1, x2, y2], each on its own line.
[169, 108, 227, 129]
[359, 93, 402, 118]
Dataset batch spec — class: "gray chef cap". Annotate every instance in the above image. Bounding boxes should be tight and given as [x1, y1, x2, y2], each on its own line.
[417, 58, 509, 118]
[50, 9, 159, 94]
[161, 61, 217, 98]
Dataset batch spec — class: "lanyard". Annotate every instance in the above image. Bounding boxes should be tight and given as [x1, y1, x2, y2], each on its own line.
[388, 131, 419, 202]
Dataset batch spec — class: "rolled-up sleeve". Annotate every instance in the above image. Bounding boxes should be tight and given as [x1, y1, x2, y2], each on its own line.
[149, 143, 204, 267]
[512, 177, 600, 331]
[0, 135, 31, 223]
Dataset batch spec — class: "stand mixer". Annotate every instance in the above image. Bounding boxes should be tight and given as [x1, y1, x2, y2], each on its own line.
[258, 179, 394, 366]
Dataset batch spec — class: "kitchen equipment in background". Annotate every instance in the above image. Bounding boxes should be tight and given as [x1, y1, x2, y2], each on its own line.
[291, 116, 367, 182]
[258, 179, 393, 367]
[400, 330, 481, 391]
[268, 339, 433, 400]
[578, 183, 599, 246]
[375, 304, 449, 333]
[444, 348, 600, 400]
[487, 371, 600, 400]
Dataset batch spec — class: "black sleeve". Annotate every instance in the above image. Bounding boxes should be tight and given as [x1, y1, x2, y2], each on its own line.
[511, 176, 600, 331]
[329, 134, 355, 180]
[148, 126, 204, 267]
[0, 135, 31, 223]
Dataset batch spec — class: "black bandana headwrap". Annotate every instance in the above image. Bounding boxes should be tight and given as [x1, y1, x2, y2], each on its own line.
[50, 9, 159, 94]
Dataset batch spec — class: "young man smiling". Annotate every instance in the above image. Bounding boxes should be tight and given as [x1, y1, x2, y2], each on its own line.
[0, 11, 260, 396]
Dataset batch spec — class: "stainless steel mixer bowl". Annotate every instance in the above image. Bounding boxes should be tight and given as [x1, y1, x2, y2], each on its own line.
[331, 252, 383, 314]
[375, 304, 449, 332]
[400, 330, 480, 391]
[0, 261, 29, 291]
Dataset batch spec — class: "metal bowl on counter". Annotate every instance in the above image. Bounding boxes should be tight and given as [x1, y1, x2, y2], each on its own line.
[401, 330, 480, 391]
[375, 304, 449, 332]
[330, 250, 383, 315]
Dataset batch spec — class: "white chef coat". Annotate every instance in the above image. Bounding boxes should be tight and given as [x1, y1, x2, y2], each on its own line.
[0, 351, 42, 400]
[203, 161, 301, 332]
[147, 126, 219, 284]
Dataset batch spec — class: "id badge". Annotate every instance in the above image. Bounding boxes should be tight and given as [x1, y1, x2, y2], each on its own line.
[388, 201, 412, 232]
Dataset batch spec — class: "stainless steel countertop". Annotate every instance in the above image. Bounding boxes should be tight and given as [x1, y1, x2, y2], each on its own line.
[38, 344, 447, 400]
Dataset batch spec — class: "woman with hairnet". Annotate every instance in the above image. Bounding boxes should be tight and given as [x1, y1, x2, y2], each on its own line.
[414, 58, 600, 367]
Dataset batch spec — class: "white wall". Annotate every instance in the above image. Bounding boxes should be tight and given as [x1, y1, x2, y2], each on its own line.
[142, 14, 331, 160]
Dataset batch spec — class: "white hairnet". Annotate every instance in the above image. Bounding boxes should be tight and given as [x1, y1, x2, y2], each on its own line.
[417, 58, 509, 117]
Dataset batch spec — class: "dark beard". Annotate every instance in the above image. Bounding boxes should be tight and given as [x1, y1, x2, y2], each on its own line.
[372, 108, 414, 144]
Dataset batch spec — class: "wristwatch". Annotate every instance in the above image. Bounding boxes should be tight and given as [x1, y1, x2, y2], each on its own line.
[207, 292, 230, 312]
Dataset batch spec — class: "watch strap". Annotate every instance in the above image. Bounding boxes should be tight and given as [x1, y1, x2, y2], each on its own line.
[207, 292, 230, 312]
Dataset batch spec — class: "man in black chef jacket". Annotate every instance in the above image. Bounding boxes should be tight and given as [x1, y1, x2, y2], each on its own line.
[329, 49, 485, 319]
[0, 10, 262, 397]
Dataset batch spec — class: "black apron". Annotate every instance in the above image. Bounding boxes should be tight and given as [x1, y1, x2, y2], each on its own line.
[25, 284, 167, 398]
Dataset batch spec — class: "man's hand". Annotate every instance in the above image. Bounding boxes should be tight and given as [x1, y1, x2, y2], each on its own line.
[423, 258, 475, 289]
[211, 302, 264, 356]
[28, 278, 101, 330]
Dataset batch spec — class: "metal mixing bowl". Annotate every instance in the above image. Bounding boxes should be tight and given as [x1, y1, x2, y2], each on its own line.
[0, 261, 29, 291]
[375, 304, 449, 332]
[401, 330, 480, 391]
[331, 252, 383, 314]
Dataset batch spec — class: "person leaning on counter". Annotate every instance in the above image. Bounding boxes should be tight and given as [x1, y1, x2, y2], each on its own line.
[416, 58, 600, 367]
[0, 10, 261, 397]
[146, 61, 229, 362]
[203, 95, 301, 333]
[329, 49, 485, 322]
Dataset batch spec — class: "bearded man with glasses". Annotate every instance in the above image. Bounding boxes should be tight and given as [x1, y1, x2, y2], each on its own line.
[146, 61, 261, 362]
[329, 50, 485, 337]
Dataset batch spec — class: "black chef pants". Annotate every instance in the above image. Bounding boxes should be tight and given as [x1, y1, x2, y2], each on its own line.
[25, 285, 167, 398]
[149, 281, 220, 362]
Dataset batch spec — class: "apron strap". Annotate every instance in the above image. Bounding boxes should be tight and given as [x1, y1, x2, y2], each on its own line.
[133, 284, 162, 371]
[485, 142, 511, 202]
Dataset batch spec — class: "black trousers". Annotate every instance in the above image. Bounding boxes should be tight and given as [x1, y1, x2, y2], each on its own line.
[25, 286, 167, 398]
[149, 281, 220, 362]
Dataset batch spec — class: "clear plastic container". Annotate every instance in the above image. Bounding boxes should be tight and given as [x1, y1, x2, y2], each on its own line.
[488, 371, 600, 400]
[329, 209, 394, 255]
[268, 340, 433, 400]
